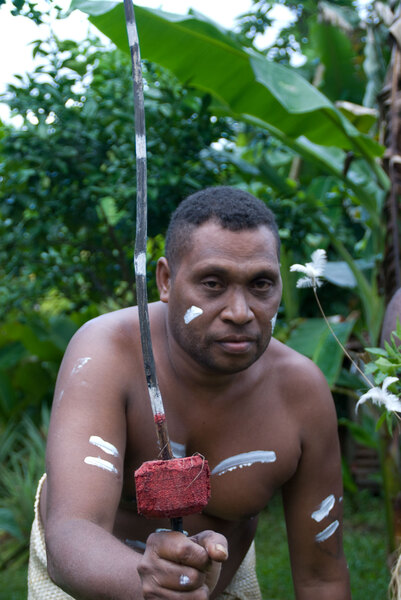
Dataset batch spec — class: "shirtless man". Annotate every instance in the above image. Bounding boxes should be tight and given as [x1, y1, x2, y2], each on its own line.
[29, 187, 351, 599]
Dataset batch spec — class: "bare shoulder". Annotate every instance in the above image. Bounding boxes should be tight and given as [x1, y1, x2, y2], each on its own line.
[267, 338, 335, 419]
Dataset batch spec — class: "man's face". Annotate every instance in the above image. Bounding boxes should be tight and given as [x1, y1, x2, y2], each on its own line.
[159, 221, 282, 375]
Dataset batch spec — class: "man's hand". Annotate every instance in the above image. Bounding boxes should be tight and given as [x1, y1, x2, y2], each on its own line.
[138, 530, 228, 599]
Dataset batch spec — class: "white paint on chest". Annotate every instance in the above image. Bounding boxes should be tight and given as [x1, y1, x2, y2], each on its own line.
[315, 520, 339, 543]
[84, 456, 118, 475]
[89, 436, 119, 458]
[211, 451, 277, 476]
[312, 494, 335, 522]
[184, 305, 203, 324]
[72, 357, 92, 375]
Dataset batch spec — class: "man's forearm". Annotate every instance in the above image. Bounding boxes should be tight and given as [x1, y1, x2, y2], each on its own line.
[294, 574, 351, 600]
[46, 518, 144, 600]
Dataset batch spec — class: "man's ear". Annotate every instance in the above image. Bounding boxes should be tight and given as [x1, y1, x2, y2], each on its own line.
[156, 257, 171, 303]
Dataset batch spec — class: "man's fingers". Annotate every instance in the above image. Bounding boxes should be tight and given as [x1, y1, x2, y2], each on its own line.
[191, 530, 229, 563]
[145, 531, 210, 569]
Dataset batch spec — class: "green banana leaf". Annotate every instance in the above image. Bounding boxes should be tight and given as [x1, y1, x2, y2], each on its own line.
[71, 0, 384, 160]
[286, 317, 356, 388]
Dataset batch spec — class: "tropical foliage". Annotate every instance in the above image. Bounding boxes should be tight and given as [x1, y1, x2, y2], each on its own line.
[1, 0, 401, 588]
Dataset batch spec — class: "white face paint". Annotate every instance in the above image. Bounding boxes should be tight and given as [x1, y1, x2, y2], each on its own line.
[89, 436, 119, 458]
[84, 456, 118, 475]
[312, 494, 335, 523]
[184, 306, 203, 324]
[270, 312, 278, 333]
[211, 451, 277, 476]
[72, 357, 92, 375]
[315, 520, 339, 543]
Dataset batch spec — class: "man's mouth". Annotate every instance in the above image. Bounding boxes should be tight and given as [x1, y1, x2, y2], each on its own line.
[216, 336, 255, 354]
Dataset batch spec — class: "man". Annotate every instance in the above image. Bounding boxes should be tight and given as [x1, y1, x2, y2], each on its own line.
[28, 186, 351, 599]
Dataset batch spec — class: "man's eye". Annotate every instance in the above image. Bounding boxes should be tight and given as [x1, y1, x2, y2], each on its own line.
[202, 279, 222, 290]
[252, 279, 271, 291]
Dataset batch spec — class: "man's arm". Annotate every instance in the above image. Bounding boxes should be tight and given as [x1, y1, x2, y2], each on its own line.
[281, 359, 351, 600]
[44, 314, 226, 599]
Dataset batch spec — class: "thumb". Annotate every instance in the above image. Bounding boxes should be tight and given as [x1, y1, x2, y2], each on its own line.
[191, 530, 228, 563]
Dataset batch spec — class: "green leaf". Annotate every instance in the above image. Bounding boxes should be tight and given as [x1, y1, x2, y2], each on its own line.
[338, 417, 379, 449]
[286, 317, 356, 387]
[73, 0, 384, 158]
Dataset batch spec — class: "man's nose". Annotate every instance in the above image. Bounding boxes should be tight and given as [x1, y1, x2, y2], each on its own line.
[221, 288, 254, 325]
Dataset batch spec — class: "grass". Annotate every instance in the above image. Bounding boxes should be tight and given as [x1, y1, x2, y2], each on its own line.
[255, 490, 390, 599]
[0, 491, 390, 599]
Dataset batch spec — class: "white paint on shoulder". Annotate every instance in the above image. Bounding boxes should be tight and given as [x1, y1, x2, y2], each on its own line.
[72, 357, 92, 375]
[312, 494, 336, 523]
[84, 456, 118, 475]
[89, 436, 119, 458]
[134, 252, 147, 276]
[184, 306, 203, 324]
[211, 451, 277, 476]
[315, 520, 339, 543]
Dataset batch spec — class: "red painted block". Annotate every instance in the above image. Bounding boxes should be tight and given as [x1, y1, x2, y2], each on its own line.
[135, 455, 210, 518]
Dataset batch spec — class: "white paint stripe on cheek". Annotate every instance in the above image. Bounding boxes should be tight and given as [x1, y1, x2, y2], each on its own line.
[212, 451, 277, 476]
[184, 306, 203, 324]
[84, 456, 118, 475]
[315, 520, 339, 543]
[271, 312, 277, 333]
[72, 357, 92, 375]
[312, 494, 335, 522]
[89, 436, 119, 457]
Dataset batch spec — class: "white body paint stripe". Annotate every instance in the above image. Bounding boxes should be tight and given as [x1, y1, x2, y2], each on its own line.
[211, 451, 277, 476]
[316, 520, 339, 543]
[271, 312, 277, 333]
[84, 456, 118, 474]
[312, 494, 335, 522]
[72, 357, 91, 375]
[89, 436, 119, 457]
[134, 252, 147, 276]
[184, 306, 203, 324]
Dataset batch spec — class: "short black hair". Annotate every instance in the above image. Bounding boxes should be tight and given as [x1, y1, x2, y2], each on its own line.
[165, 186, 280, 271]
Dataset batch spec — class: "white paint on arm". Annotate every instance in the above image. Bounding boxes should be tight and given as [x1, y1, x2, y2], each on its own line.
[84, 456, 119, 475]
[89, 436, 119, 458]
[71, 357, 92, 375]
[184, 306, 203, 324]
[211, 450, 276, 476]
[311, 494, 336, 522]
[315, 520, 339, 543]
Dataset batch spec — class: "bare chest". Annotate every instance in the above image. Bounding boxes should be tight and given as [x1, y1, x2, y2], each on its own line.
[122, 386, 301, 522]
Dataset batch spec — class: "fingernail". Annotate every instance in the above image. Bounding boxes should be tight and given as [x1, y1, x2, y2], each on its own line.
[215, 543, 228, 558]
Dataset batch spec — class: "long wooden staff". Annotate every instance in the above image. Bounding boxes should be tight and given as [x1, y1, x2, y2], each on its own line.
[123, 0, 174, 463]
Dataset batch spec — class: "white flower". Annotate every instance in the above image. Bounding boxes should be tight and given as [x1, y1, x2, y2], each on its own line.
[290, 249, 327, 289]
[356, 377, 401, 413]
